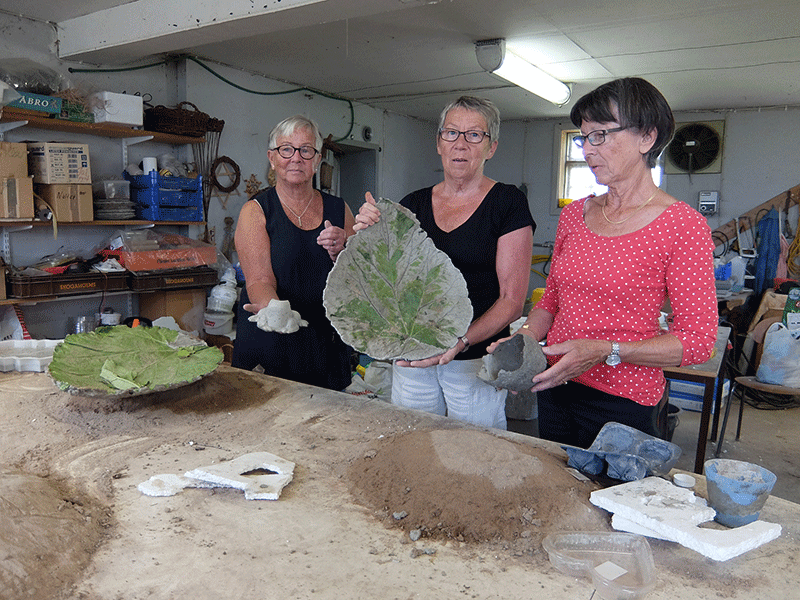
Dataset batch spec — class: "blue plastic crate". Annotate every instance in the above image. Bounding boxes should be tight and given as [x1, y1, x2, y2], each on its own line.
[124, 171, 203, 221]
[134, 203, 203, 221]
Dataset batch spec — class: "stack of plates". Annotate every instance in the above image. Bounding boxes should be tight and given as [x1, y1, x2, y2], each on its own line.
[93, 197, 137, 220]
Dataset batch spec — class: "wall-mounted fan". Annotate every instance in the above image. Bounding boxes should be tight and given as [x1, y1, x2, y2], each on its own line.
[665, 121, 724, 174]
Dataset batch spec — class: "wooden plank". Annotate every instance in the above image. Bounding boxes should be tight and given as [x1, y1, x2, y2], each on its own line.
[711, 184, 800, 247]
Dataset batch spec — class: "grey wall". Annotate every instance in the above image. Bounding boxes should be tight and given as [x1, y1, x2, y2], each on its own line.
[3, 12, 799, 280]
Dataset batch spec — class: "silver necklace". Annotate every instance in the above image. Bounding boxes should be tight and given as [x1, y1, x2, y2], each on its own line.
[280, 192, 315, 227]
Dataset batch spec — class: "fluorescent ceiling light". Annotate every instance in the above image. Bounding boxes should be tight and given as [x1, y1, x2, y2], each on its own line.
[475, 39, 571, 106]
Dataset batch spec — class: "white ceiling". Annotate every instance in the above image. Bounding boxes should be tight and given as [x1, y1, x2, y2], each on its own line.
[4, 0, 800, 121]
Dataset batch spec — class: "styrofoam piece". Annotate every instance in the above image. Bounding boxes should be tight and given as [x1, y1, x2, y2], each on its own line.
[138, 452, 295, 500]
[0, 339, 62, 372]
[185, 452, 295, 500]
[590, 477, 782, 561]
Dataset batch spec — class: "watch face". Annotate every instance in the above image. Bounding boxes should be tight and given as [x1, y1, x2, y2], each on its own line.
[606, 354, 621, 366]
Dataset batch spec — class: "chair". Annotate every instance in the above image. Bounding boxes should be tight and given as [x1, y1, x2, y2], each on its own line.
[714, 376, 800, 456]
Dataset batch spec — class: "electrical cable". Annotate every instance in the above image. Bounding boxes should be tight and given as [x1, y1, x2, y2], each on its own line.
[69, 55, 355, 142]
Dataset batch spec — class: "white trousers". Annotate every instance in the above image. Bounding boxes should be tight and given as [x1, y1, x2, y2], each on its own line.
[391, 359, 507, 429]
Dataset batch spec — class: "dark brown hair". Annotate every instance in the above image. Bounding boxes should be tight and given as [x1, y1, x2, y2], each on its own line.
[570, 77, 675, 168]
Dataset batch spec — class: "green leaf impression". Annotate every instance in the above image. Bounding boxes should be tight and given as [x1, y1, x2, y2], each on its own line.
[48, 325, 224, 394]
[323, 199, 472, 360]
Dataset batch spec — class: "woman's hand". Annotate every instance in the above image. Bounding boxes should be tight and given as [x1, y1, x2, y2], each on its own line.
[528, 339, 610, 392]
[353, 191, 381, 231]
[317, 220, 348, 261]
[396, 345, 460, 368]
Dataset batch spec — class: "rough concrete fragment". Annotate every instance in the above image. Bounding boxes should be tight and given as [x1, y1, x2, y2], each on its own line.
[590, 477, 782, 561]
[185, 452, 295, 500]
[138, 452, 295, 500]
[477, 334, 547, 391]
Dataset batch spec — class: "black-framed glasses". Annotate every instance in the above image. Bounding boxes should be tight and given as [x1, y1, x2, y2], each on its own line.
[272, 144, 319, 159]
[573, 127, 628, 148]
[438, 129, 490, 144]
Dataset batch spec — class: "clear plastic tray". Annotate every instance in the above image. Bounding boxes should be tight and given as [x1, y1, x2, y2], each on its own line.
[0, 339, 62, 372]
[542, 531, 656, 600]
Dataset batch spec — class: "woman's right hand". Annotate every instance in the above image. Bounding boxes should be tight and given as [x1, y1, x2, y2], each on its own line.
[353, 191, 382, 231]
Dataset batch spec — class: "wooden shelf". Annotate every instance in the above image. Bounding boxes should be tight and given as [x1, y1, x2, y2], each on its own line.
[0, 107, 205, 145]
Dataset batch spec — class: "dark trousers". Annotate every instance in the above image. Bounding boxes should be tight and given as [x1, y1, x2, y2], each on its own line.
[537, 381, 668, 449]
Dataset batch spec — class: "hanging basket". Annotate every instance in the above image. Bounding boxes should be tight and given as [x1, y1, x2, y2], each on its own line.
[143, 101, 210, 137]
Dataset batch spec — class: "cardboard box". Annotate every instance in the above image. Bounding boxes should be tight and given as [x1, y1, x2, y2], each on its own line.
[1, 177, 34, 219]
[26, 142, 91, 184]
[667, 377, 730, 414]
[138, 288, 206, 334]
[35, 184, 93, 222]
[7, 91, 62, 114]
[88, 91, 143, 126]
[0, 142, 29, 179]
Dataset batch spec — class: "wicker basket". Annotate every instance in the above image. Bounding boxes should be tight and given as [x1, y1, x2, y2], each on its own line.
[143, 101, 210, 137]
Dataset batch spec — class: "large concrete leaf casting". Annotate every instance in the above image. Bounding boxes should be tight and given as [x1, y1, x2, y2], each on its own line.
[323, 199, 472, 360]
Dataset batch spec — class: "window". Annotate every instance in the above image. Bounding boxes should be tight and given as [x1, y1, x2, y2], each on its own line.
[553, 128, 663, 214]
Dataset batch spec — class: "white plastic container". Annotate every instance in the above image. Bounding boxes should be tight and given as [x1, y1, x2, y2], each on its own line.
[204, 310, 233, 335]
[0, 339, 62, 372]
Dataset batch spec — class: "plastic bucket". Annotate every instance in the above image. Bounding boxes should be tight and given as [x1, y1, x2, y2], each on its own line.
[204, 310, 233, 335]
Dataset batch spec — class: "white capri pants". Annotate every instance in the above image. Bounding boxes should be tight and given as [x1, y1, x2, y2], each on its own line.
[391, 358, 507, 429]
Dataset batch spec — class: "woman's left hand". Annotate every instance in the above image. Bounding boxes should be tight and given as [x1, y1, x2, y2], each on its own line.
[317, 220, 348, 260]
[395, 344, 460, 368]
[528, 339, 609, 392]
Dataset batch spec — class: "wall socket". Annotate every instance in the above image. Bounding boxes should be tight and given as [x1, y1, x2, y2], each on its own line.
[698, 191, 719, 215]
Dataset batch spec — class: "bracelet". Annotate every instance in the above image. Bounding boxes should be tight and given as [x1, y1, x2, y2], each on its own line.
[459, 335, 470, 352]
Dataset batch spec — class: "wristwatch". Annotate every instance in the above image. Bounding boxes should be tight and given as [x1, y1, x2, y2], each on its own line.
[459, 335, 470, 352]
[606, 341, 621, 366]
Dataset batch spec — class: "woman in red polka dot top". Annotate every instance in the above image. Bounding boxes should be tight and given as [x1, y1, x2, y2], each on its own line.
[492, 77, 718, 448]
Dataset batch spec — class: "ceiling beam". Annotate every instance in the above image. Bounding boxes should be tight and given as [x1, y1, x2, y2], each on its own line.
[57, 0, 421, 64]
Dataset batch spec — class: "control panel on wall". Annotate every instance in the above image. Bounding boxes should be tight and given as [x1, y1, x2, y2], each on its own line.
[698, 191, 719, 216]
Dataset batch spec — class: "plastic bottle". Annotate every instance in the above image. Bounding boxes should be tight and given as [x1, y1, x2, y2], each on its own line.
[207, 268, 238, 313]
[729, 256, 746, 289]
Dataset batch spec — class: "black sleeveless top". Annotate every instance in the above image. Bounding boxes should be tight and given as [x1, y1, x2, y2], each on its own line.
[231, 187, 352, 390]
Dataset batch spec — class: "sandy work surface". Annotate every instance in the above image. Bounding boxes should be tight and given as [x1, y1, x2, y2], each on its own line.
[1, 367, 799, 600]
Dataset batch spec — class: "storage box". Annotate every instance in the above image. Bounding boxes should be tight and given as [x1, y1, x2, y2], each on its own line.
[7, 91, 62, 115]
[127, 266, 219, 291]
[27, 142, 91, 184]
[57, 100, 95, 124]
[88, 91, 143, 126]
[124, 171, 203, 221]
[1, 177, 35, 219]
[138, 288, 206, 334]
[101, 245, 217, 272]
[35, 184, 93, 222]
[0, 142, 29, 178]
[8, 271, 127, 298]
[92, 179, 130, 199]
[667, 377, 730, 413]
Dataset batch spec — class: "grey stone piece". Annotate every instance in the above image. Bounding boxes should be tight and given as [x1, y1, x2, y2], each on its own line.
[323, 199, 472, 361]
[477, 334, 547, 392]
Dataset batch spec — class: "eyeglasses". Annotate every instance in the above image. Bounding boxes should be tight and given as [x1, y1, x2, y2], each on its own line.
[438, 129, 491, 144]
[573, 127, 628, 148]
[272, 144, 319, 160]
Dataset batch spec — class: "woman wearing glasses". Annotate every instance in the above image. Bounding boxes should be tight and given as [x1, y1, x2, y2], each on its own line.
[232, 115, 355, 390]
[355, 96, 535, 429]
[494, 77, 717, 448]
